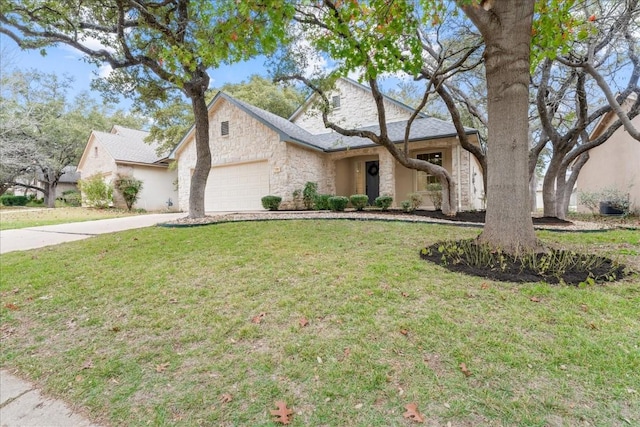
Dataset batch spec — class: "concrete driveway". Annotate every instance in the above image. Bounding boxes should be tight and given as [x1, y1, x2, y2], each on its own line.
[0, 212, 185, 254]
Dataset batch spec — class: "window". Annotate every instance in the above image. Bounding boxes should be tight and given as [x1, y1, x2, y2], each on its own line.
[221, 121, 229, 136]
[331, 95, 341, 109]
[416, 152, 442, 190]
[94, 146, 98, 157]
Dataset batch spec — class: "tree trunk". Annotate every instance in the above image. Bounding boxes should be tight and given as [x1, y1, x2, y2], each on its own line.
[185, 70, 211, 219]
[47, 182, 58, 208]
[559, 152, 589, 219]
[465, 1, 540, 254]
[542, 155, 562, 217]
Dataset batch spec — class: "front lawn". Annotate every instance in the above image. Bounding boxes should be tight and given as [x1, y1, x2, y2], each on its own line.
[0, 220, 638, 426]
[0, 207, 140, 230]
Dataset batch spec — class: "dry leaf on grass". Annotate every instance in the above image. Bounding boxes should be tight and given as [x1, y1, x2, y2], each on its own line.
[251, 312, 266, 324]
[81, 360, 94, 370]
[403, 402, 425, 423]
[270, 401, 293, 424]
[459, 362, 473, 377]
[530, 297, 541, 303]
[299, 317, 309, 327]
[4, 303, 19, 311]
[155, 362, 170, 373]
[400, 329, 409, 336]
[480, 283, 490, 290]
[220, 393, 233, 403]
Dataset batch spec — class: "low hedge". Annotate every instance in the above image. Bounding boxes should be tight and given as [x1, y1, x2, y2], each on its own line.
[261, 195, 282, 211]
[349, 194, 369, 211]
[328, 196, 349, 212]
[0, 195, 29, 206]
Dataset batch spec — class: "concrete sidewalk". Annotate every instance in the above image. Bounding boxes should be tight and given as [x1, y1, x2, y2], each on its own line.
[0, 213, 185, 254]
[0, 370, 99, 427]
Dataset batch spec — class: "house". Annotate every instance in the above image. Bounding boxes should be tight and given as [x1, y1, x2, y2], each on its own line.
[171, 78, 485, 212]
[13, 165, 79, 200]
[576, 95, 640, 213]
[77, 125, 178, 211]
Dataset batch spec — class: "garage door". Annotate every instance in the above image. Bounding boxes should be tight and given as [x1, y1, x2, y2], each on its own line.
[205, 161, 270, 211]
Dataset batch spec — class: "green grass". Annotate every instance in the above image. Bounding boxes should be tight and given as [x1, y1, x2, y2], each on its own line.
[1, 220, 638, 426]
[0, 207, 139, 230]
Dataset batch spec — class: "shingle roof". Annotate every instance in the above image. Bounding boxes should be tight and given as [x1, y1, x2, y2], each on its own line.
[226, 94, 476, 152]
[93, 126, 167, 164]
[36, 165, 80, 183]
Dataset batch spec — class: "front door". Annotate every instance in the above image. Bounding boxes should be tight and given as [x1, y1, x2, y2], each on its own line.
[365, 160, 380, 205]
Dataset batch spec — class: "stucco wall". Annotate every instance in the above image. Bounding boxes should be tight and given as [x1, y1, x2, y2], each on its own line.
[78, 135, 118, 180]
[576, 114, 640, 213]
[115, 164, 178, 211]
[292, 79, 412, 134]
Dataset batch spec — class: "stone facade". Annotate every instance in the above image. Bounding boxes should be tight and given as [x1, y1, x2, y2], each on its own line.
[291, 79, 412, 133]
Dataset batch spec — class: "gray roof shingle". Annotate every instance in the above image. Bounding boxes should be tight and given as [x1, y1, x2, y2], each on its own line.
[93, 126, 167, 164]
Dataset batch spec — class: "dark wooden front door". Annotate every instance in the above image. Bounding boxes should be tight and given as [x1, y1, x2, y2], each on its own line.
[365, 161, 379, 205]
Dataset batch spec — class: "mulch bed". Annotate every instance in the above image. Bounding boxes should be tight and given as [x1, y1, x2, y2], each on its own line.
[358, 209, 573, 226]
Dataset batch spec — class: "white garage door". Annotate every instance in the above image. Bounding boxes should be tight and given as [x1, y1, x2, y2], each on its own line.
[205, 161, 270, 211]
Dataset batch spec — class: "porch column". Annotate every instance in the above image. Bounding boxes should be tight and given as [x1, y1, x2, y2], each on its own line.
[378, 150, 396, 202]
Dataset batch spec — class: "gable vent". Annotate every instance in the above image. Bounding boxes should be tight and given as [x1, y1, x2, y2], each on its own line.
[221, 121, 229, 136]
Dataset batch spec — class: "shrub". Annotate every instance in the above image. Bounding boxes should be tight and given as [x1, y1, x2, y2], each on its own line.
[425, 183, 443, 210]
[401, 200, 412, 212]
[0, 195, 28, 206]
[79, 174, 113, 208]
[303, 181, 318, 209]
[578, 190, 600, 214]
[61, 189, 81, 207]
[408, 192, 423, 211]
[261, 195, 282, 211]
[314, 194, 332, 210]
[328, 196, 349, 211]
[600, 187, 631, 215]
[113, 174, 144, 211]
[375, 195, 393, 211]
[350, 194, 369, 211]
[292, 189, 303, 210]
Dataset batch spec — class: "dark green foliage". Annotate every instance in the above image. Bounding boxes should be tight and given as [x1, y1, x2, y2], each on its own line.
[303, 181, 318, 210]
[314, 194, 332, 210]
[0, 195, 28, 206]
[328, 196, 349, 212]
[113, 175, 143, 212]
[261, 195, 282, 211]
[401, 200, 412, 212]
[375, 195, 393, 210]
[349, 194, 369, 211]
[61, 190, 81, 207]
[425, 183, 443, 210]
[420, 239, 628, 285]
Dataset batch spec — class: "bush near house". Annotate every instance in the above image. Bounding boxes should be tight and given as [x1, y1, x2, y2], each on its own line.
[78, 174, 113, 209]
[0, 195, 29, 206]
[60, 190, 82, 207]
[425, 183, 443, 210]
[328, 196, 349, 211]
[261, 195, 282, 211]
[303, 181, 318, 210]
[375, 195, 393, 210]
[113, 175, 144, 212]
[350, 194, 369, 211]
[314, 194, 332, 210]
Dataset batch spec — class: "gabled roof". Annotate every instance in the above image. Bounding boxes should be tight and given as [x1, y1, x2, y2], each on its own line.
[170, 89, 478, 158]
[92, 126, 169, 165]
[288, 76, 428, 122]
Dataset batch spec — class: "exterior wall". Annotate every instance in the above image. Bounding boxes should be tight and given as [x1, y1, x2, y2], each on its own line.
[576, 114, 640, 213]
[115, 164, 178, 211]
[292, 79, 412, 134]
[176, 98, 314, 211]
[77, 135, 119, 180]
[283, 143, 328, 202]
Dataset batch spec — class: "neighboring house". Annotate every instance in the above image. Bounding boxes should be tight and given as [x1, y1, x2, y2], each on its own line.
[171, 78, 485, 212]
[13, 165, 79, 199]
[576, 95, 640, 213]
[77, 125, 178, 211]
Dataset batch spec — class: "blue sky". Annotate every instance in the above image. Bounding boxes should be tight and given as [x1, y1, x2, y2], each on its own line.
[1, 33, 277, 109]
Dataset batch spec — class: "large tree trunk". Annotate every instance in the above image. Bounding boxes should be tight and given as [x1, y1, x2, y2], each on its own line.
[46, 181, 58, 208]
[464, 1, 540, 254]
[185, 70, 211, 219]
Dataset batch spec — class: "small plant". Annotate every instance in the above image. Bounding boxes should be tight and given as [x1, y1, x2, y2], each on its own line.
[578, 190, 600, 215]
[401, 200, 412, 212]
[261, 195, 282, 211]
[0, 195, 29, 206]
[303, 181, 318, 210]
[292, 189, 303, 210]
[375, 195, 393, 211]
[113, 174, 144, 211]
[328, 196, 349, 211]
[79, 174, 113, 208]
[600, 187, 631, 215]
[349, 194, 369, 211]
[408, 192, 423, 211]
[314, 194, 332, 210]
[61, 189, 81, 207]
[425, 183, 443, 210]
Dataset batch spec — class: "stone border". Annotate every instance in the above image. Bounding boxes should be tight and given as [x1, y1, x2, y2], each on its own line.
[157, 211, 627, 233]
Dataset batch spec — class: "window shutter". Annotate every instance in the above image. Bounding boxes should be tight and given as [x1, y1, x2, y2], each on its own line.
[221, 121, 229, 136]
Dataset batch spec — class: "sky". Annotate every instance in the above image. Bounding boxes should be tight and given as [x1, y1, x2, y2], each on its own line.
[1, 33, 285, 110]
